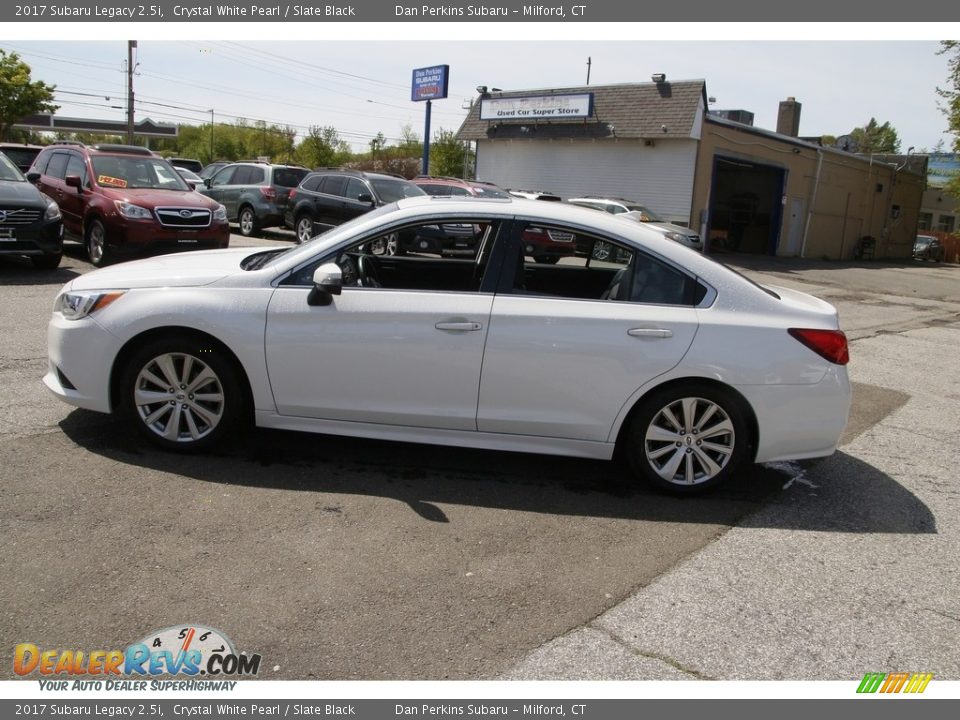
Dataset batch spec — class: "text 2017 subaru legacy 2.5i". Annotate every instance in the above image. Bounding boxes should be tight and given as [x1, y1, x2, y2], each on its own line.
[44, 196, 850, 494]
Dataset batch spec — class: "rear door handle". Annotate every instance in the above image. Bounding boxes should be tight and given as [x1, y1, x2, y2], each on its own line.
[628, 327, 673, 339]
[435, 322, 483, 332]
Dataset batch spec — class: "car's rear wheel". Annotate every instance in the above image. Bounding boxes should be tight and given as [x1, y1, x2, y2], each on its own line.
[625, 384, 749, 495]
[295, 214, 314, 244]
[31, 252, 62, 270]
[592, 241, 613, 261]
[85, 219, 112, 267]
[238, 206, 260, 237]
[120, 337, 245, 452]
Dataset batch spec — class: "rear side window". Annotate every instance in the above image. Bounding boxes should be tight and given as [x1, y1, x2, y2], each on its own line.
[301, 175, 322, 192]
[274, 168, 308, 187]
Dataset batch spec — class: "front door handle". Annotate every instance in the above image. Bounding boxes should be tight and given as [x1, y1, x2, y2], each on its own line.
[628, 327, 673, 339]
[435, 321, 483, 332]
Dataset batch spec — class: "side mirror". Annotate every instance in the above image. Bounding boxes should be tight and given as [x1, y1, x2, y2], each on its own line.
[307, 262, 342, 306]
[65, 175, 83, 191]
[26, 171, 41, 185]
[357, 192, 374, 205]
[203, 178, 212, 188]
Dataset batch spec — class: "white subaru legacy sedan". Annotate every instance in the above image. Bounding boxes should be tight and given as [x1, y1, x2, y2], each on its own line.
[45, 196, 851, 494]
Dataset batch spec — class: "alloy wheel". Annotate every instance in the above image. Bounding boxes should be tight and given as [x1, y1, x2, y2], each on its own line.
[133, 352, 226, 443]
[643, 396, 736, 486]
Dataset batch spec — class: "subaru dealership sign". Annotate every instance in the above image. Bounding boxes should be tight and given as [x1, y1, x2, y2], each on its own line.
[411, 65, 450, 101]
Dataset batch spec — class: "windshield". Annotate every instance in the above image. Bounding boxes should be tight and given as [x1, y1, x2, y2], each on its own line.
[915, 237, 934, 247]
[91, 156, 191, 191]
[472, 185, 510, 199]
[370, 178, 426, 203]
[0, 153, 26, 182]
[624, 204, 663, 221]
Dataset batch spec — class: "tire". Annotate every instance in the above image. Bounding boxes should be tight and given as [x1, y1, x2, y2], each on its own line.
[295, 214, 315, 245]
[120, 336, 246, 452]
[624, 383, 750, 495]
[85, 219, 112, 267]
[31, 252, 62, 270]
[238, 206, 260, 237]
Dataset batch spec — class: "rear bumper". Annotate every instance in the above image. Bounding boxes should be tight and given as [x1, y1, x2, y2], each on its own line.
[737, 366, 852, 463]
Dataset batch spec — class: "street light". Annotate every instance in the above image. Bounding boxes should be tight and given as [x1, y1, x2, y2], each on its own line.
[209, 109, 214, 162]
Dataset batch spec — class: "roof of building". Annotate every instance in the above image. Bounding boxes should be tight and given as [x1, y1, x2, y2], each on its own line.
[457, 80, 708, 142]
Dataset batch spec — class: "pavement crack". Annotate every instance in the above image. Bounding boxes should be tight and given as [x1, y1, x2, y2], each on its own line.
[589, 624, 713, 679]
[922, 608, 960, 624]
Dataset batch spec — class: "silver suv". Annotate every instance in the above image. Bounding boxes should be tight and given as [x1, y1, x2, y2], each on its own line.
[567, 197, 703, 252]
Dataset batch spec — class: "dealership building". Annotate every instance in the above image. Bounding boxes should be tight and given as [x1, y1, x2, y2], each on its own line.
[457, 79, 926, 259]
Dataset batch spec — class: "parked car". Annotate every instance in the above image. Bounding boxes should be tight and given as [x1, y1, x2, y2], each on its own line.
[173, 167, 204, 191]
[284, 169, 425, 245]
[198, 161, 232, 181]
[167, 157, 203, 174]
[44, 196, 851, 495]
[507, 189, 563, 202]
[0, 143, 46, 174]
[520, 225, 578, 264]
[28, 142, 229, 267]
[413, 176, 510, 199]
[568, 197, 703, 253]
[200, 162, 309, 237]
[0, 151, 63, 269]
[913, 235, 944, 262]
[411, 177, 509, 256]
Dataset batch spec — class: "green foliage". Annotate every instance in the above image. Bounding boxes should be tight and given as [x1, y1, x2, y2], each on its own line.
[428, 128, 473, 178]
[296, 125, 351, 169]
[849, 118, 901, 154]
[938, 41, 960, 204]
[0, 50, 58, 141]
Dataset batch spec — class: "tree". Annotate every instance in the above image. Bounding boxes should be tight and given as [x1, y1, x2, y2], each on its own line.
[849, 117, 901, 154]
[297, 125, 351, 169]
[937, 41, 960, 202]
[0, 50, 58, 141]
[429, 128, 472, 178]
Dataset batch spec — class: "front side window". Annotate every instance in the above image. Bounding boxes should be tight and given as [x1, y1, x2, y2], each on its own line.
[45, 153, 70, 181]
[345, 178, 369, 201]
[65, 155, 87, 185]
[210, 166, 236, 187]
[282, 217, 499, 292]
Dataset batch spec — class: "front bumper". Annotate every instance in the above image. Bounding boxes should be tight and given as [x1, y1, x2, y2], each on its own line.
[0, 217, 63, 256]
[44, 313, 119, 414]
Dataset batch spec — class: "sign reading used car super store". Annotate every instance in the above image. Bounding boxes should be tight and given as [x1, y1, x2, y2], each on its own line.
[479, 93, 594, 121]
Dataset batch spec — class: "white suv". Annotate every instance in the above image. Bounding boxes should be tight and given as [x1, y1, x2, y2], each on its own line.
[568, 197, 703, 251]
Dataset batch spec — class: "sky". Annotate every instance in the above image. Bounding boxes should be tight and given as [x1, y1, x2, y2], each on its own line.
[1, 36, 956, 154]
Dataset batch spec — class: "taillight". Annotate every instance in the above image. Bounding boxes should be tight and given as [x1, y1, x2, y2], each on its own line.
[288, 188, 297, 201]
[259, 186, 277, 200]
[788, 328, 849, 365]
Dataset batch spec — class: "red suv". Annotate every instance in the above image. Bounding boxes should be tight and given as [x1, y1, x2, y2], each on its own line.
[28, 143, 229, 266]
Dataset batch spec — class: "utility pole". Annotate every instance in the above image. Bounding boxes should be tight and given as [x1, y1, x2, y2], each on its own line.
[586, 56, 591, 86]
[209, 109, 214, 162]
[126, 40, 137, 144]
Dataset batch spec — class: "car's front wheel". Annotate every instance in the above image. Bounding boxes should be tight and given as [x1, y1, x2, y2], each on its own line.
[625, 384, 749, 495]
[120, 337, 246, 452]
[31, 252, 62, 270]
[85, 219, 112, 267]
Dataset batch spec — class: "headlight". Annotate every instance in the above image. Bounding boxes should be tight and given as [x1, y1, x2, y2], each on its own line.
[212, 204, 227, 221]
[54, 290, 126, 320]
[114, 201, 153, 220]
[44, 200, 61, 221]
[665, 231, 687, 242]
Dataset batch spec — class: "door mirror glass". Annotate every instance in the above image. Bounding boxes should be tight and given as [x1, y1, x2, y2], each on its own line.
[357, 192, 374, 205]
